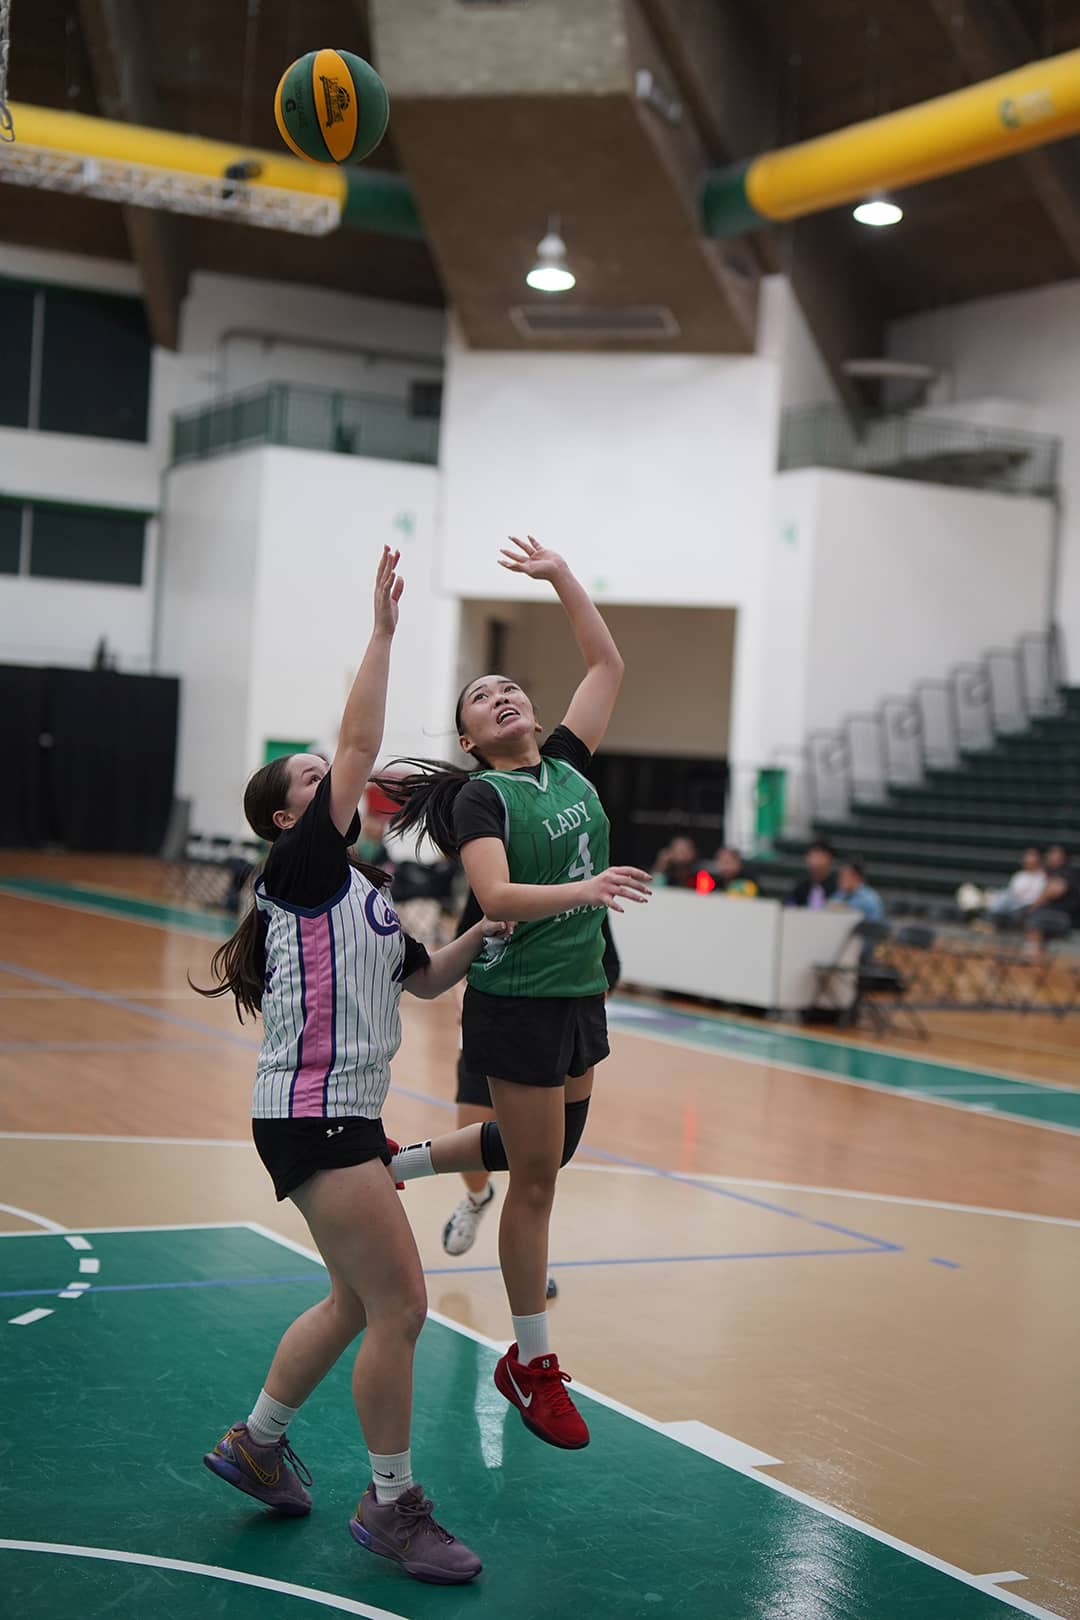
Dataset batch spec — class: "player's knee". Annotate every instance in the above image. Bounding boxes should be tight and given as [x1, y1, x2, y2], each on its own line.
[560, 1097, 591, 1167]
[396, 1286, 428, 1344]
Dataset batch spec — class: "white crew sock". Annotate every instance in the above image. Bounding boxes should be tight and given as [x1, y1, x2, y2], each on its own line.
[467, 1181, 493, 1209]
[391, 1141, 435, 1182]
[512, 1310, 550, 1365]
[246, 1389, 300, 1445]
[370, 1448, 414, 1503]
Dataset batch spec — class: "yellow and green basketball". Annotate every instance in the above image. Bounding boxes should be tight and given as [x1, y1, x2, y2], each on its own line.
[274, 49, 389, 166]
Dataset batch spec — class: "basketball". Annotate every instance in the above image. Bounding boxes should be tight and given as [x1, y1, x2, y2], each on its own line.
[273, 48, 389, 165]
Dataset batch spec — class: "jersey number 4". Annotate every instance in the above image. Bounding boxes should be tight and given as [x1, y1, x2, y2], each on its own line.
[567, 832, 595, 882]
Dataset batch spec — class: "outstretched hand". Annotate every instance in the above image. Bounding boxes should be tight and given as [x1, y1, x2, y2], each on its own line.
[374, 546, 404, 635]
[498, 535, 567, 583]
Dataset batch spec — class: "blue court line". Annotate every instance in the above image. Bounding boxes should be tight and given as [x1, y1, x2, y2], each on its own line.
[0, 1243, 899, 1302]
[0, 957, 903, 1256]
[930, 1257, 962, 1269]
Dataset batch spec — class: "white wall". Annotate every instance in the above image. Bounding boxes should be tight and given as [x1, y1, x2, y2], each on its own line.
[158, 453, 263, 838]
[437, 337, 780, 768]
[756, 275, 840, 411]
[461, 599, 736, 756]
[769, 468, 1054, 748]
[889, 280, 1076, 667]
[249, 449, 451, 775]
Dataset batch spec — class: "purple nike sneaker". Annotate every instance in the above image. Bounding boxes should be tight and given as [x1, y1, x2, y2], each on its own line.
[349, 1483, 482, 1584]
[203, 1423, 312, 1515]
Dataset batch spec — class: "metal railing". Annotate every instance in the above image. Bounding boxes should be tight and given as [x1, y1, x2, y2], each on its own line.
[779, 403, 1060, 497]
[171, 382, 441, 468]
[782, 627, 1064, 829]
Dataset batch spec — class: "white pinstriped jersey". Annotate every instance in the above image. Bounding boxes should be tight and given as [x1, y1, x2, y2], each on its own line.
[252, 866, 410, 1119]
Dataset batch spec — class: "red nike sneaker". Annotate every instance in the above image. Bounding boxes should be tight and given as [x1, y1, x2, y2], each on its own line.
[494, 1343, 590, 1450]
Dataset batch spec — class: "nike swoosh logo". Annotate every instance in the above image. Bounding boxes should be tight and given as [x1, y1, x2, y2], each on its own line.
[374, 1469, 395, 1479]
[507, 1367, 533, 1409]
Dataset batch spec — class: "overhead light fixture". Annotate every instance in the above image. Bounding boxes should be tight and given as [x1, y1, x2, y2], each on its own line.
[526, 216, 576, 293]
[853, 197, 903, 228]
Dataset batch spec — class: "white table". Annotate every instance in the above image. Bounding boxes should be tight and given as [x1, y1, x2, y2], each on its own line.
[611, 888, 859, 1012]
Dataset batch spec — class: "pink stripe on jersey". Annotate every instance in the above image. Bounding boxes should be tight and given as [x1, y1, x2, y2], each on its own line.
[289, 910, 337, 1117]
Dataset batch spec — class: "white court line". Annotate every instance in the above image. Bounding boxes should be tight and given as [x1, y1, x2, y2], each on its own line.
[64, 1235, 92, 1251]
[56, 1291, 85, 1301]
[979, 1573, 1029, 1586]
[609, 1021, 1080, 1139]
[78, 1257, 100, 1275]
[0, 988, 199, 1000]
[0, 1200, 68, 1233]
[246, 1223, 1065, 1620]
[568, 1165, 1080, 1229]
[0, 1147, 1075, 1232]
[0, 1542, 408, 1620]
[8, 1308, 53, 1326]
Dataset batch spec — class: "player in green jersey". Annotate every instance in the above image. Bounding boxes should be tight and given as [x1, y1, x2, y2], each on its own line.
[378, 537, 651, 1450]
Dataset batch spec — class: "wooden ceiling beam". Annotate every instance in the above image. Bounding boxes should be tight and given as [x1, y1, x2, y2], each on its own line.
[928, 0, 1080, 270]
[76, 0, 188, 350]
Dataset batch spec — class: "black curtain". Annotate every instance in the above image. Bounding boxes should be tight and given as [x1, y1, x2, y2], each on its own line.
[0, 664, 48, 846]
[588, 752, 728, 871]
[0, 666, 179, 852]
[43, 670, 179, 853]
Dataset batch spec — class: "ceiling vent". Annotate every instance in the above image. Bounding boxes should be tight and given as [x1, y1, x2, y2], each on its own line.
[509, 304, 680, 340]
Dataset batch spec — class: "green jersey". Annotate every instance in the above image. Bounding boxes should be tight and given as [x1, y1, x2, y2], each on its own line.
[461, 750, 610, 999]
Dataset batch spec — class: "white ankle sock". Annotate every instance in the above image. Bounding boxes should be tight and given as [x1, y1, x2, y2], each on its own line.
[370, 1448, 414, 1503]
[467, 1182, 492, 1209]
[391, 1141, 435, 1182]
[512, 1310, 550, 1365]
[246, 1389, 300, 1445]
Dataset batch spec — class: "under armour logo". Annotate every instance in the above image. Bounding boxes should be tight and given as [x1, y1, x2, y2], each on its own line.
[326, 1125, 345, 1138]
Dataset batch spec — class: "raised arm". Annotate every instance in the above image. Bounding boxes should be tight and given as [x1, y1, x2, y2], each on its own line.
[499, 536, 624, 753]
[328, 546, 403, 838]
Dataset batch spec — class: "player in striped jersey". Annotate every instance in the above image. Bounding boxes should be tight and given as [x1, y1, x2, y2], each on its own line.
[379, 537, 651, 1452]
[195, 548, 497, 1586]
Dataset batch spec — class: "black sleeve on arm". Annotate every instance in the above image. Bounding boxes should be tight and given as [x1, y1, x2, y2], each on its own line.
[541, 724, 593, 775]
[402, 932, 430, 978]
[262, 770, 361, 910]
[452, 780, 507, 850]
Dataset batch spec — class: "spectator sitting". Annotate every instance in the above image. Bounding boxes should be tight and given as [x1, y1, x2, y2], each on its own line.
[787, 841, 838, 910]
[653, 834, 700, 890]
[1024, 846, 1080, 953]
[713, 846, 759, 898]
[357, 810, 390, 867]
[830, 860, 886, 924]
[987, 847, 1046, 923]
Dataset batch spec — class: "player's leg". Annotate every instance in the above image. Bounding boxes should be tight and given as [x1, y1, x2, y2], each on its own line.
[488, 1073, 590, 1449]
[301, 1160, 481, 1582]
[442, 1055, 497, 1255]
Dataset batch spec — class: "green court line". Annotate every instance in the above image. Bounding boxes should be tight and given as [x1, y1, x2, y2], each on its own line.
[0, 1225, 1064, 1620]
[0, 876, 234, 938]
[3, 875, 1079, 1134]
[607, 1001, 1080, 1134]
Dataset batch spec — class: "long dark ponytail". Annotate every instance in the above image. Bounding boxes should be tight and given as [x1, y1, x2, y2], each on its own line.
[192, 754, 390, 1022]
[372, 681, 494, 856]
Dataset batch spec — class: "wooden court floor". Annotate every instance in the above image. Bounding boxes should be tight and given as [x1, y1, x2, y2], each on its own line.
[1, 856, 1079, 1620]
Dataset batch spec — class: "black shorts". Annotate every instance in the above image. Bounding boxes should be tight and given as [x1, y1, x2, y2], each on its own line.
[461, 986, 609, 1089]
[455, 1052, 493, 1109]
[252, 1116, 390, 1202]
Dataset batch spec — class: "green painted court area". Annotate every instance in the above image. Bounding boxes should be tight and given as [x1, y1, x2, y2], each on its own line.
[0, 1225, 1039, 1619]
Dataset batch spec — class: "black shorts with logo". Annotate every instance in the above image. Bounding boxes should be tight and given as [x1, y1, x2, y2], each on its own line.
[461, 986, 609, 1089]
[252, 1116, 391, 1202]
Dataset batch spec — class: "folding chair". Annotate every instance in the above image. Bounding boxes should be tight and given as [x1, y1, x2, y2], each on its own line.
[853, 923, 928, 1038]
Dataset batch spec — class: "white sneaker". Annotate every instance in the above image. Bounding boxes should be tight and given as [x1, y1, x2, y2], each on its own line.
[442, 1183, 496, 1256]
